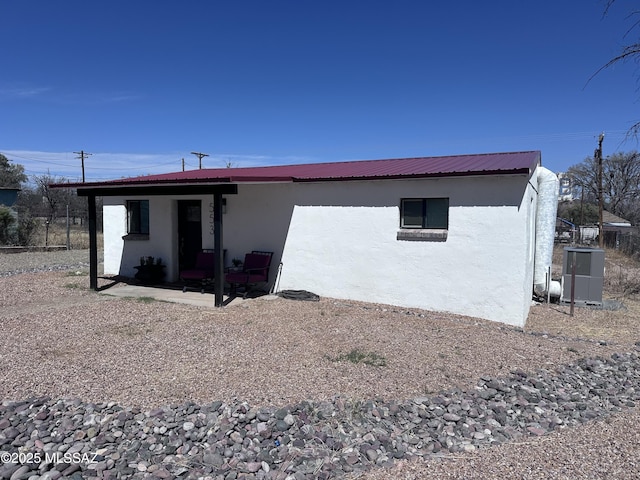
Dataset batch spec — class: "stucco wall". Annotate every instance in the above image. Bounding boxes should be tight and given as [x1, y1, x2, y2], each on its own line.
[103, 196, 177, 279]
[101, 171, 538, 326]
[276, 174, 536, 326]
[102, 200, 126, 275]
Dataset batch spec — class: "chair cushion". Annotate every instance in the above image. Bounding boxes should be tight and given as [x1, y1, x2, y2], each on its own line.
[181, 269, 214, 280]
[180, 252, 217, 280]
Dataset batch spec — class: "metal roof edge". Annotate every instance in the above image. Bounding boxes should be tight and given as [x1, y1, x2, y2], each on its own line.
[291, 167, 534, 183]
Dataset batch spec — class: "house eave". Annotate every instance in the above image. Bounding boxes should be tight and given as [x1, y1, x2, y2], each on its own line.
[75, 183, 239, 197]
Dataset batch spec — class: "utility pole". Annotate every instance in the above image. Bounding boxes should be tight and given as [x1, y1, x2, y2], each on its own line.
[596, 132, 605, 248]
[182, 158, 185, 172]
[191, 151, 209, 170]
[74, 150, 92, 183]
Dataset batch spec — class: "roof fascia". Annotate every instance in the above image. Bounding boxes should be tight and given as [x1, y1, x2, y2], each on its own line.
[76, 184, 238, 197]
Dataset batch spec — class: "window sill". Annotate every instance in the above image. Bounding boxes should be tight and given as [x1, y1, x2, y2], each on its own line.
[122, 233, 149, 241]
[397, 229, 448, 242]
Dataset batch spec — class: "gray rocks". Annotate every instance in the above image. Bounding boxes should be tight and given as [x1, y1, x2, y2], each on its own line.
[1, 352, 640, 479]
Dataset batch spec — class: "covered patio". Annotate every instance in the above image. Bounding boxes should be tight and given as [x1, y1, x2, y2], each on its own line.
[76, 183, 238, 307]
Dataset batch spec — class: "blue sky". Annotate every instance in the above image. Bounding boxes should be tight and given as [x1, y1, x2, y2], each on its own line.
[1, 0, 639, 182]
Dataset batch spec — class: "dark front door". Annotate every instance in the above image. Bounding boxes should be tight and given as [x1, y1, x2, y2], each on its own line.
[178, 200, 202, 271]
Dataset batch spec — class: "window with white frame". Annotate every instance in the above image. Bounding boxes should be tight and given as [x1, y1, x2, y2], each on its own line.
[400, 198, 449, 229]
[127, 200, 149, 235]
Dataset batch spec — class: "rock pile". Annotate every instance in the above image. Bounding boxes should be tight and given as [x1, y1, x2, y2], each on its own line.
[1, 352, 639, 480]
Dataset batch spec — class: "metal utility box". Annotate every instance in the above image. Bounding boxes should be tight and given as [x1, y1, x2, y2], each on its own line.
[561, 247, 604, 306]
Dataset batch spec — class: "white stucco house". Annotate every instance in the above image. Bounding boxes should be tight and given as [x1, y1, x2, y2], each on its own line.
[61, 151, 559, 327]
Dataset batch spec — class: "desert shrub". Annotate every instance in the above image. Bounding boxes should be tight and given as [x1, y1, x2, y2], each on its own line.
[16, 214, 38, 246]
[0, 206, 17, 245]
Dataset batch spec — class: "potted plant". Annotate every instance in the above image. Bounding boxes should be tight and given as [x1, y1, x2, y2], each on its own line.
[134, 256, 166, 284]
[230, 257, 244, 272]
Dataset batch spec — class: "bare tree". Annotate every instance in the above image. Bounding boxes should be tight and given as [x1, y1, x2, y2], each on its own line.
[567, 151, 640, 224]
[32, 173, 74, 222]
[596, 1, 640, 135]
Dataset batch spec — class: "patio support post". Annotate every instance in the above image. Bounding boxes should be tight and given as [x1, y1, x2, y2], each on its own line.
[213, 191, 224, 306]
[88, 194, 98, 290]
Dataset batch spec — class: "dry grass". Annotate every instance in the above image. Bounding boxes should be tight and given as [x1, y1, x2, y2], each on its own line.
[603, 247, 640, 298]
[31, 221, 103, 250]
[536, 245, 640, 344]
[527, 300, 640, 345]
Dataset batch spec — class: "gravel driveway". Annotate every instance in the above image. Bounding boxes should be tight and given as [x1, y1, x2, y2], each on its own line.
[1, 249, 640, 479]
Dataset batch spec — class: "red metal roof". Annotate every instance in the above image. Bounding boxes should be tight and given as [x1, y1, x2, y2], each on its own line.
[69, 151, 541, 189]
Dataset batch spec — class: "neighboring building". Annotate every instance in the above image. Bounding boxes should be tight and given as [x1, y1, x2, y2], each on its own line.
[571, 211, 634, 245]
[602, 211, 634, 247]
[60, 151, 559, 327]
[0, 187, 20, 207]
[602, 210, 633, 232]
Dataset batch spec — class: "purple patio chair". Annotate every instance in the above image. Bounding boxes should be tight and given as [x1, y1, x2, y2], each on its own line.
[225, 251, 273, 298]
[180, 251, 217, 293]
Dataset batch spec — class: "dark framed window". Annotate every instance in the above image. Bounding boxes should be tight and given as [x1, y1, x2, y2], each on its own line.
[127, 200, 149, 235]
[400, 198, 449, 229]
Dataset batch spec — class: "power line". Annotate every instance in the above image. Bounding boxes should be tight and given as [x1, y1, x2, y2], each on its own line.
[191, 151, 209, 169]
[88, 159, 180, 171]
[1, 151, 182, 172]
[73, 150, 92, 183]
[1, 151, 79, 168]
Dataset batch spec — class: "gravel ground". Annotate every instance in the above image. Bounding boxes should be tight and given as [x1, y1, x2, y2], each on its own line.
[0, 250, 98, 277]
[355, 407, 640, 480]
[1, 249, 640, 479]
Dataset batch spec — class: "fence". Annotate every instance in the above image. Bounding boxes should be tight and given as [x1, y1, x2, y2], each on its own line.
[555, 225, 640, 258]
[618, 231, 640, 259]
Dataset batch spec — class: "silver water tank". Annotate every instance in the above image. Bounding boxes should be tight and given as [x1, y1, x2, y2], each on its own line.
[560, 247, 604, 306]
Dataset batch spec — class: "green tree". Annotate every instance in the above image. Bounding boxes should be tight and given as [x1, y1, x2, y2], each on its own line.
[557, 200, 599, 226]
[0, 154, 27, 188]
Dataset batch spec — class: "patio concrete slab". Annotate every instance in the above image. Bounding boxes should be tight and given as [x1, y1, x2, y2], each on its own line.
[99, 284, 245, 307]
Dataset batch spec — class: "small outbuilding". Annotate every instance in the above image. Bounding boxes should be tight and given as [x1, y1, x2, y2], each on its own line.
[0, 187, 20, 207]
[60, 151, 559, 327]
